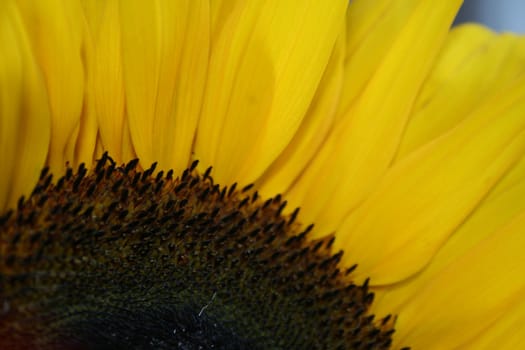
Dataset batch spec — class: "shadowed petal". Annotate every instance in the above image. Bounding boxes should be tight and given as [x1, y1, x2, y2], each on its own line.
[0, 1, 50, 211]
[16, 0, 85, 174]
[194, 0, 347, 185]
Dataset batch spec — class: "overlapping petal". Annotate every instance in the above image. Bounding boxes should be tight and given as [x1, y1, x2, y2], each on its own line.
[257, 33, 345, 196]
[367, 155, 525, 347]
[396, 24, 525, 160]
[389, 209, 525, 348]
[0, 1, 50, 211]
[119, 0, 210, 174]
[343, 76, 525, 284]
[284, 0, 462, 239]
[84, 0, 129, 164]
[194, 0, 347, 185]
[16, 0, 85, 174]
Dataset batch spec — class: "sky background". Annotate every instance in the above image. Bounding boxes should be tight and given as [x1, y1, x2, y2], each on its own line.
[455, 0, 525, 33]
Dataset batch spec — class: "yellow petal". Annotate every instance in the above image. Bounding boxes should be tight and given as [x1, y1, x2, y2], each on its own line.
[16, 0, 85, 175]
[396, 24, 525, 160]
[467, 297, 525, 349]
[343, 27, 525, 285]
[194, 0, 347, 185]
[0, 1, 50, 211]
[257, 32, 345, 196]
[69, 93, 98, 167]
[119, 0, 210, 174]
[339, 77, 525, 284]
[0, 3, 22, 209]
[88, 0, 127, 163]
[391, 211, 525, 349]
[370, 151, 525, 312]
[286, 0, 461, 237]
[80, 0, 105, 39]
[71, 7, 98, 167]
[371, 177, 525, 348]
[339, 0, 425, 113]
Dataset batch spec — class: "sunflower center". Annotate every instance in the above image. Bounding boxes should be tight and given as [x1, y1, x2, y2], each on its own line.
[0, 153, 398, 349]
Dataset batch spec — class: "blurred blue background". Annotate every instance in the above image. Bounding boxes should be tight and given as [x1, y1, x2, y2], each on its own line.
[455, 0, 525, 33]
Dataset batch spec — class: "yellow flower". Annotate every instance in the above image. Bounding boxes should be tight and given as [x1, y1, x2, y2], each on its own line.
[1, 0, 525, 348]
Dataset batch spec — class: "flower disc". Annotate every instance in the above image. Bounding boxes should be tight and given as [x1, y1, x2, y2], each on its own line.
[0, 154, 399, 349]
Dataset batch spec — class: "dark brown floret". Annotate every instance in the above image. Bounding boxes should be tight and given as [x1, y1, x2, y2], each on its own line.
[0, 153, 401, 349]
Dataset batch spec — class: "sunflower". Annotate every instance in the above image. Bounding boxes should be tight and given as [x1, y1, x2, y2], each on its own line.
[1, 0, 525, 349]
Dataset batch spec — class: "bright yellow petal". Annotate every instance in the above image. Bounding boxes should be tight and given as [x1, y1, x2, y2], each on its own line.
[286, 0, 461, 237]
[368, 156, 525, 347]
[339, 0, 426, 113]
[87, 0, 127, 163]
[396, 24, 525, 160]
[390, 211, 525, 349]
[257, 32, 345, 196]
[370, 151, 525, 311]
[346, 24, 525, 288]
[0, 1, 50, 211]
[467, 297, 525, 349]
[16, 0, 85, 175]
[119, 0, 210, 174]
[339, 76, 525, 284]
[194, 0, 347, 186]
